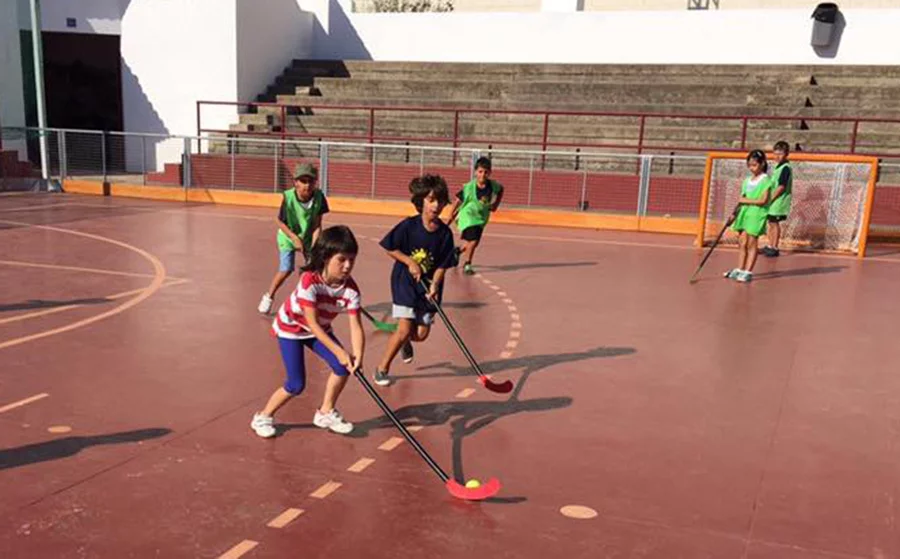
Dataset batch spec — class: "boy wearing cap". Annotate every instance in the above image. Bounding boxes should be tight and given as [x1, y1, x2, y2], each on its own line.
[258, 163, 330, 314]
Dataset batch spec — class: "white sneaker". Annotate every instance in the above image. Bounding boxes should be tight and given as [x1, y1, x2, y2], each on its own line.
[258, 293, 273, 314]
[251, 413, 276, 438]
[314, 408, 353, 434]
[373, 369, 391, 387]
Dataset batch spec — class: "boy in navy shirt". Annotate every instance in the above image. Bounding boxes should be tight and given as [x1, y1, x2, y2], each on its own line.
[373, 174, 455, 387]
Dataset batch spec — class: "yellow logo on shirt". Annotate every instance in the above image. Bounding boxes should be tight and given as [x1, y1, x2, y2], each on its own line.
[410, 248, 434, 274]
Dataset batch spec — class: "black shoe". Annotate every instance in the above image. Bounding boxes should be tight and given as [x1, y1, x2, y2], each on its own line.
[400, 341, 414, 363]
[761, 246, 778, 257]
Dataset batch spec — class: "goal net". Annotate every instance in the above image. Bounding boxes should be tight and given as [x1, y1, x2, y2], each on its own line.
[696, 152, 878, 256]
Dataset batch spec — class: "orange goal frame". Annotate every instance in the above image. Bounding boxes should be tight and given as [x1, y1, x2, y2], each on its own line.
[696, 151, 880, 258]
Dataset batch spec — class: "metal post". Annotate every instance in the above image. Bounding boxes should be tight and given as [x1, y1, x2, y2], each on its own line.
[637, 155, 653, 216]
[849, 121, 859, 153]
[58, 130, 66, 180]
[141, 135, 146, 186]
[419, 147, 424, 175]
[527, 156, 534, 207]
[182, 137, 192, 188]
[370, 145, 377, 198]
[319, 142, 329, 195]
[101, 130, 107, 183]
[230, 138, 236, 190]
[579, 166, 588, 211]
[273, 142, 279, 193]
[29, 0, 50, 182]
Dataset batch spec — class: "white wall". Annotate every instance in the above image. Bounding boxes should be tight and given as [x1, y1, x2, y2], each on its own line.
[315, 8, 900, 65]
[1, 0, 27, 160]
[121, 0, 239, 171]
[17, 0, 127, 34]
[237, 0, 314, 102]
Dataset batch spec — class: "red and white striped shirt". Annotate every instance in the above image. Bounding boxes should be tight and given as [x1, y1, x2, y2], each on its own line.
[272, 271, 361, 340]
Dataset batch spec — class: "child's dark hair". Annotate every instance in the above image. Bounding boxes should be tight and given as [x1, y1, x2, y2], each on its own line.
[747, 149, 768, 173]
[302, 225, 358, 273]
[409, 174, 450, 213]
[474, 156, 492, 171]
[773, 140, 790, 154]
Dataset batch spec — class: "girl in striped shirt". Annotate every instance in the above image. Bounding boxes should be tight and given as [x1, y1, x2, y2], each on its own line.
[251, 225, 365, 437]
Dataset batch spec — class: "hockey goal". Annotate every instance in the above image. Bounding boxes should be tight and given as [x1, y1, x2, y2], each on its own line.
[696, 152, 879, 257]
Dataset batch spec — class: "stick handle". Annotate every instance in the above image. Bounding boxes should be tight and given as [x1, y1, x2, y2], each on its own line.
[353, 370, 449, 483]
[691, 203, 740, 280]
[419, 279, 488, 379]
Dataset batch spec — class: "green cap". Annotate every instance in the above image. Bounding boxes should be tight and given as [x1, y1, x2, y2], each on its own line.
[293, 162, 318, 180]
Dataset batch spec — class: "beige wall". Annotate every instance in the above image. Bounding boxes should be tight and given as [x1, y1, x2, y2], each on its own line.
[451, 0, 541, 11]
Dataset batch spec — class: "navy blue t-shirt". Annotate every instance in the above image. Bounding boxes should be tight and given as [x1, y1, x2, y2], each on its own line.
[380, 215, 456, 309]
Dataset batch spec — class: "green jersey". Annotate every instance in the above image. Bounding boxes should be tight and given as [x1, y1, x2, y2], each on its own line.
[456, 179, 502, 232]
[767, 161, 793, 217]
[731, 173, 773, 237]
[276, 189, 327, 252]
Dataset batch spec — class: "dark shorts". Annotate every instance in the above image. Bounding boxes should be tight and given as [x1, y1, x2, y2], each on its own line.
[461, 225, 484, 242]
[767, 215, 788, 223]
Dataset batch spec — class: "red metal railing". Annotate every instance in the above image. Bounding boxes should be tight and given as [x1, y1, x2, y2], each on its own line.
[196, 100, 900, 160]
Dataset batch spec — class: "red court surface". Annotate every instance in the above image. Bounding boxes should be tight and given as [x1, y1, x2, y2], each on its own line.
[2, 192, 900, 559]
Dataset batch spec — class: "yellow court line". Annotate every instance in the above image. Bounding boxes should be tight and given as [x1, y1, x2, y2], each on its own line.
[266, 508, 304, 528]
[217, 540, 258, 559]
[0, 393, 49, 414]
[347, 458, 376, 473]
[455, 388, 476, 399]
[309, 481, 342, 499]
[0, 259, 185, 281]
[378, 437, 404, 451]
[0, 278, 187, 327]
[0, 219, 167, 351]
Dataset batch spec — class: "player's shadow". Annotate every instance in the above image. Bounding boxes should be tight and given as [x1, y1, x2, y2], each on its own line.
[0, 428, 172, 470]
[478, 261, 597, 273]
[344, 345, 635, 503]
[395, 346, 636, 381]
[753, 265, 847, 281]
[0, 297, 111, 313]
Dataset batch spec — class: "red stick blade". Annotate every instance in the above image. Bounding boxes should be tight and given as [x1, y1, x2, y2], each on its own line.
[478, 376, 513, 394]
[445, 478, 501, 501]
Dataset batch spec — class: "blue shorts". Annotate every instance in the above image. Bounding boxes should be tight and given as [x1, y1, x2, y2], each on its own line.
[278, 250, 296, 273]
[277, 333, 348, 396]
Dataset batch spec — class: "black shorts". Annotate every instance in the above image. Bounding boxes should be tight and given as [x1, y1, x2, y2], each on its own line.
[767, 215, 788, 223]
[461, 226, 484, 242]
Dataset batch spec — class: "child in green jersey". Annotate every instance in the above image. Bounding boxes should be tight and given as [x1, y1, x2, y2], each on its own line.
[258, 163, 329, 314]
[761, 141, 793, 258]
[447, 157, 504, 275]
[724, 149, 772, 284]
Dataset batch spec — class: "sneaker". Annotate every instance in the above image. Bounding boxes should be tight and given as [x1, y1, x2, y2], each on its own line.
[463, 263, 475, 275]
[736, 270, 753, 283]
[314, 408, 353, 434]
[258, 293, 274, 314]
[723, 268, 739, 279]
[373, 369, 391, 387]
[760, 246, 777, 257]
[251, 413, 276, 438]
[400, 340, 414, 363]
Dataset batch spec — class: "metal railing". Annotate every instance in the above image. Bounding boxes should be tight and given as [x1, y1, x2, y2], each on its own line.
[2, 126, 899, 229]
[196, 100, 900, 160]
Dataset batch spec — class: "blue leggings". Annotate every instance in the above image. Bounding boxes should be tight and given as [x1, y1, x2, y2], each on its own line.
[278, 334, 348, 396]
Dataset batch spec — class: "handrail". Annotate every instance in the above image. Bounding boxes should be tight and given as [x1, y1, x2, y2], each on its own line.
[196, 99, 900, 161]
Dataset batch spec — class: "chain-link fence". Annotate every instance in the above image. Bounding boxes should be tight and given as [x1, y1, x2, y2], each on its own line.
[5, 126, 900, 233]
